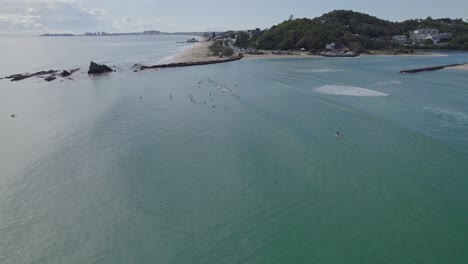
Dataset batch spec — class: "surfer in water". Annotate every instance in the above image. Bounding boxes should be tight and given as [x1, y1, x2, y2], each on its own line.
[335, 131, 340, 139]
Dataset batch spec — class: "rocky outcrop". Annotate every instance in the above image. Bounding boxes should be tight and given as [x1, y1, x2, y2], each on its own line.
[59, 68, 80, 77]
[44, 76, 56, 82]
[5, 70, 57, 81]
[60, 70, 71, 77]
[88, 61, 113, 74]
[3, 68, 80, 82]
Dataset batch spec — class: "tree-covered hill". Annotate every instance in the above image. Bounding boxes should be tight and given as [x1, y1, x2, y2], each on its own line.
[253, 10, 468, 51]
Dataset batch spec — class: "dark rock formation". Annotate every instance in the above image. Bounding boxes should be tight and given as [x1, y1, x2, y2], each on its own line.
[60, 68, 80, 77]
[400, 63, 467, 74]
[44, 76, 56, 82]
[88, 62, 113, 74]
[60, 70, 71, 77]
[3, 68, 81, 82]
[5, 70, 57, 81]
[139, 55, 243, 70]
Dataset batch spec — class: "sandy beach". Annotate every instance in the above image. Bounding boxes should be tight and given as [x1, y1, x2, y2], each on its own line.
[166, 41, 323, 63]
[166, 41, 221, 63]
[364, 52, 449, 57]
[244, 51, 448, 59]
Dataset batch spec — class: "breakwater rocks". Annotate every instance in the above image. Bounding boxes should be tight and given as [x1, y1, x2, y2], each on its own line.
[139, 55, 243, 70]
[88, 61, 114, 74]
[400, 63, 467, 74]
[5, 70, 57, 81]
[4, 68, 80, 82]
[2, 61, 116, 82]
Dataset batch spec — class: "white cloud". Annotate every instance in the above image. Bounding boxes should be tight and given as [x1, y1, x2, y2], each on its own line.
[0, 0, 105, 32]
[0, 13, 45, 31]
[112, 16, 175, 32]
[89, 8, 105, 17]
[0, 0, 179, 33]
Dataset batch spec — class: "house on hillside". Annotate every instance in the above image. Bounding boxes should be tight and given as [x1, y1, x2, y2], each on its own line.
[247, 28, 261, 38]
[325, 43, 336, 50]
[392, 35, 408, 44]
[409, 29, 453, 44]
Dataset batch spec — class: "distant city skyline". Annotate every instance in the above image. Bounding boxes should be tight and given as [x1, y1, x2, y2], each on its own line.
[1, 0, 467, 33]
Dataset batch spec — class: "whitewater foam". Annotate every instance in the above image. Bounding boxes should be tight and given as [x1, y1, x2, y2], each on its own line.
[313, 85, 389, 97]
[159, 43, 198, 64]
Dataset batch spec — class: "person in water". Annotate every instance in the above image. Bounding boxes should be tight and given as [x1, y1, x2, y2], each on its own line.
[336, 131, 340, 138]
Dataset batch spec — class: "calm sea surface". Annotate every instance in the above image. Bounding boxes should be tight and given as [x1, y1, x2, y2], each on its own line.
[0, 35, 467, 264]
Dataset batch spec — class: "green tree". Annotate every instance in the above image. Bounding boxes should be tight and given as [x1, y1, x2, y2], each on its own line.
[424, 39, 434, 45]
[235, 32, 250, 48]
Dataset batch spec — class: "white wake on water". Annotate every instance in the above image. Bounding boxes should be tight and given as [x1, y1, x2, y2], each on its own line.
[376, 80, 403, 85]
[307, 68, 344, 73]
[313, 85, 389, 97]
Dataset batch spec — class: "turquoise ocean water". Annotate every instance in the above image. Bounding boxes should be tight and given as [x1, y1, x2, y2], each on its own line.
[0, 35, 467, 263]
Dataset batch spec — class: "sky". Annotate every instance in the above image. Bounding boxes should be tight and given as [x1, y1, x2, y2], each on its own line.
[0, 0, 467, 33]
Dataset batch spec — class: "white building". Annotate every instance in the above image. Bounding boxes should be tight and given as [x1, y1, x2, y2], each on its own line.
[392, 35, 408, 44]
[409, 29, 453, 44]
[325, 43, 336, 50]
[414, 29, 439, 35]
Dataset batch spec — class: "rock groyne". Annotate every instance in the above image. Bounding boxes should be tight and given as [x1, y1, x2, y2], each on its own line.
[400, 63, 467, 74]
[139, 55, 243, 70]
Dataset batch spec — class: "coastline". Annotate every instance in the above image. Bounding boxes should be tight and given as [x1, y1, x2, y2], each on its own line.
[164, 40, 220, 63]
[365, 51, 449, 57]
[166, 42, 450, 63]
[243, 54, 322, 59]
[168, 48, 323, 62]
[3, 39, 464, 81]
[241, 52, 444, 60]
